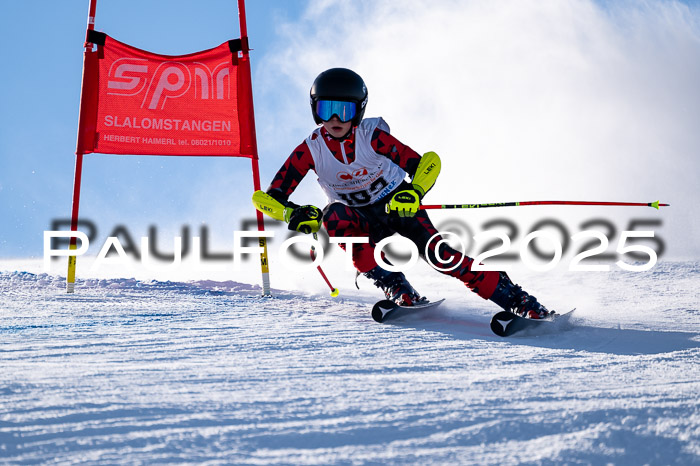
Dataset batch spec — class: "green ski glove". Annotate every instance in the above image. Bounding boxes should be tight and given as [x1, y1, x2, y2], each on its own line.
[386, 189, 421, 218]
[287, 205, 323, 234]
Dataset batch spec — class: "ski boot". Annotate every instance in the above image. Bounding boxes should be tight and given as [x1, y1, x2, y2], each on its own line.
[364, 266, 423, 306]
[489, 272, 553, 319]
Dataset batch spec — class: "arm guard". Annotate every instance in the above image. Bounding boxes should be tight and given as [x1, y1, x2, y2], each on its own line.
[252, 190, 294, 222]
[411, 151, 441, 198]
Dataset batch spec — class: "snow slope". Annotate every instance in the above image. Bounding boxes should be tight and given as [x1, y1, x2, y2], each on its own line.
[1, 261, 699, 464]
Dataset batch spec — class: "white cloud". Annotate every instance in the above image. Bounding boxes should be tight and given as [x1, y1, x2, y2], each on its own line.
[256, 0, 700, 259]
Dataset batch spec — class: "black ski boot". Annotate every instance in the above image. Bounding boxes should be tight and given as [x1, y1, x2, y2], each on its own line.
[489, 272, 553, 319]
[364, 266, 423, 306]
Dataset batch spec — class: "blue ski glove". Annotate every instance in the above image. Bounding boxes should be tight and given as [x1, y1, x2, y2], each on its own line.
[386, 189, 421, 218]
[286, 205, 323, 234]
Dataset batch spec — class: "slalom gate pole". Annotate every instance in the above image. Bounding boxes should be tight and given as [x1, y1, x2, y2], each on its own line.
[311, 233, 339, 297]
[238, 0, 271, 296]
[419, 200, 669, 210]
[66, 154, 85, 293]
[67, 0, 99, 293]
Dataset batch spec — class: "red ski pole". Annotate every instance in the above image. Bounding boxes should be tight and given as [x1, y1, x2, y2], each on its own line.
[420, 200, 669, 210]
[311, 233, 339, 297]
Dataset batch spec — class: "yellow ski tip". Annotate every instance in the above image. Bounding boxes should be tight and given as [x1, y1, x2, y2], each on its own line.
[330, 288, 340, 297]
[650, 200, 670, 210]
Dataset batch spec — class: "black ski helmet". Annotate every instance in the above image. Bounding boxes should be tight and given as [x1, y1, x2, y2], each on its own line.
[310, 68, 368, 126]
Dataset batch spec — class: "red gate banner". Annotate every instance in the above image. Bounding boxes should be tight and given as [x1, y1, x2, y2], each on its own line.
[78, 31, 251, 157]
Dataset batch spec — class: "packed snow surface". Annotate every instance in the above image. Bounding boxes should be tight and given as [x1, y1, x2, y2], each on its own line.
[1, 261, 699, 464]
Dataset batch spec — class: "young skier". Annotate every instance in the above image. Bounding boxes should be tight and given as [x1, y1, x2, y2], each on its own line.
[253, 68, 552, 319]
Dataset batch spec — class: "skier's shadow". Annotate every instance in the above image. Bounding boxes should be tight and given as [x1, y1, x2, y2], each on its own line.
[385, 306, 700, 356]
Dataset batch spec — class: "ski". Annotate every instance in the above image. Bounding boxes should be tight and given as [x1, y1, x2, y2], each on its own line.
[371, 298, 445, 323]
[490, 309, 575, 337]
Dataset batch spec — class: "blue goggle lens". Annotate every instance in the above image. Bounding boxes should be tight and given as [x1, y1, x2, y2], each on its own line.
[315, 100, 357, 122]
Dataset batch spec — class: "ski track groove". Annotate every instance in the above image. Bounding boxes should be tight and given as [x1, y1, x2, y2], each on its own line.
[0, 266, 699, 464]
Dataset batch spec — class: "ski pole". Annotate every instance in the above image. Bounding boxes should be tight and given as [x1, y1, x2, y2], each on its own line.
[311, 233, 339, 297]
[420, 200, 669, 210]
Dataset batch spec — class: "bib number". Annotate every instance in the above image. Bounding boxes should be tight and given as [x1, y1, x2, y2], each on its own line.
[337, 177, 389, 206]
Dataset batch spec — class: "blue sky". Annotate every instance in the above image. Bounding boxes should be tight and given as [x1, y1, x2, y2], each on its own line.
[2, 0, 700, 263]
[0, 0, 306, 257]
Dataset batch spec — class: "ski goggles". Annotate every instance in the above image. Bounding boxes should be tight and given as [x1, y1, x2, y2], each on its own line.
[315, 100, 357, 122]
